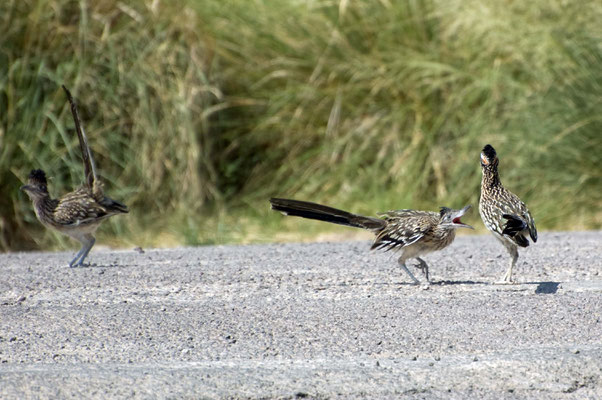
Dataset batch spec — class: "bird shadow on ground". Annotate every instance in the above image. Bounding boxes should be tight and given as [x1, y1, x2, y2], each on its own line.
[356, 280, 561, 293]
[429, 279, 491, 286]
[530, 281, 561, 294]
[73, 262, 129, 269]
[367, 280, 490, 287]
[429, 280, 560, 294]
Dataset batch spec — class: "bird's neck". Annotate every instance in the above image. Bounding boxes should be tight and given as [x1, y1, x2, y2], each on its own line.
[32, 195, 58, 218]
[481, 167, 501, 190]
[434, 226, 456, 249]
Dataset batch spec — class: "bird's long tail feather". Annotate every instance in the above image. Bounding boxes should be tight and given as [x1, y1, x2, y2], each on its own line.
[62, 85, 97, 190]
[270, 198, 385, 230]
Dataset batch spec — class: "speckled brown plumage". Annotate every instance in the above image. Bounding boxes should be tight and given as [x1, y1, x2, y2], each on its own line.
[479, 144, 537, 283]
[20, 86, 128, 267]
[270, 198, 473, 285]
[372, 209, 458, 253]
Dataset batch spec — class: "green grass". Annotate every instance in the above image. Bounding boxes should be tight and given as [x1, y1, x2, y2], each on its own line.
[1, 0, 601, 252]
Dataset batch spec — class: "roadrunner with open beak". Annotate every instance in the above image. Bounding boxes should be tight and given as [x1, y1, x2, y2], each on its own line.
[270, 198, 473, 285]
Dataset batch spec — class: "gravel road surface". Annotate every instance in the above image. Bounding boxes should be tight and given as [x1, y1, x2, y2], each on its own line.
[1, 232, 601, 399]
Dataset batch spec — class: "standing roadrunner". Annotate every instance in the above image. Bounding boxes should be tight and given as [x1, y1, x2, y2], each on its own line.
[20, 86, 128, 267]
[479, 144, 537, 283]
[270, 198, 473, 285]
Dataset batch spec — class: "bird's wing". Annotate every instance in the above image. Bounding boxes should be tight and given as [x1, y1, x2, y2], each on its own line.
[501, 214, 527, 236]
[371, 211, 436, 251]
[54, 190, 109, 226]
[501, 214, 529, 247]
[377, 209, 423, 219]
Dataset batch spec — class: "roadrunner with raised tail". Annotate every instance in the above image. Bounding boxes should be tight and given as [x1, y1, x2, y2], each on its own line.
[270, 198, 473, 285]
[20, 86, 128, 267]
[479, 144, 537, 283]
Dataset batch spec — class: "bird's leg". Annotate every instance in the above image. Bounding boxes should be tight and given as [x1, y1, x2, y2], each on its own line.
[76, 236, 96, 267]
[415, 257, 430, 282]
[398, 256, 420, 285]
[499, 243, 518, 284]
[69, 235, 96, 267]
[68, 244, 87, 268]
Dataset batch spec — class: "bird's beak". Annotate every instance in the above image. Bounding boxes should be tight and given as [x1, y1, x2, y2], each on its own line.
[451, 205, 474, 229]
[20, 185, 31, 192]
[480, 153, 489, 165]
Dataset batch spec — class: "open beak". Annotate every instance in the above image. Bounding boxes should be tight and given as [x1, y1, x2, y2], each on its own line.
[451, 205, 474, 229]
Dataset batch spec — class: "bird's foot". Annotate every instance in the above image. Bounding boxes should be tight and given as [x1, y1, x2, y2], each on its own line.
[496, 276, 517, 285]
[415, 266, 429, 282]
[77, 262, 96, 268]
[415, 258, 430, 282]
[69, 255, 84, 268]
[69, 260, 94, 268]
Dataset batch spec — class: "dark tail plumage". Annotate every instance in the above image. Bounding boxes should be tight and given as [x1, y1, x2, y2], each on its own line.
[99, 196, 129, 214]
[63, 85, 128, 215]
[63, 85, 97, 190]
[269, 198, 385, 230]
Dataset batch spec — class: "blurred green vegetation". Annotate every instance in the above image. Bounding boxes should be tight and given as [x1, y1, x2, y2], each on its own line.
[1, 0, 601, 252]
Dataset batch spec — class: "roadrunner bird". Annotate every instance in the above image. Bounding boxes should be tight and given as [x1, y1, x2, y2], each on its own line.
[20, 86, 128, 267]
[270, 198, 473, 284]
[479, 144, 537, 283]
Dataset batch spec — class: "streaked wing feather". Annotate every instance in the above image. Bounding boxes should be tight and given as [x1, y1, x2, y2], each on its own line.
[372, 211, 436, 251]
[53, 188, 108, 226]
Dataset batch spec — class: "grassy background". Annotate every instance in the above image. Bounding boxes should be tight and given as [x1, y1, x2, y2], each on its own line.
[1, 0, 601, 252]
